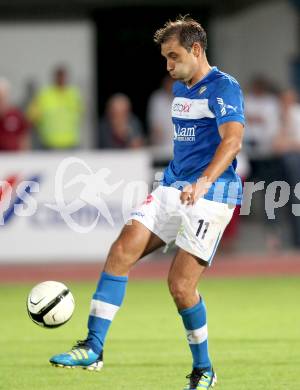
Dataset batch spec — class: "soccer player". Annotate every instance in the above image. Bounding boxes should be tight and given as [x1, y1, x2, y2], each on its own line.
[50, 16, 244, 390]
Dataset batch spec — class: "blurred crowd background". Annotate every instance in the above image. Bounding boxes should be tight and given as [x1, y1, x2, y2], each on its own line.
[1, 0, 300, 257]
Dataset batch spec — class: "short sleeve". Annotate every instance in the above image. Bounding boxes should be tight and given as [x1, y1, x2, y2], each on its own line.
[209, 78, 245, 127]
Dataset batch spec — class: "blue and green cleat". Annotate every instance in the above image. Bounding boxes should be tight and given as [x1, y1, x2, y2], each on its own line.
[49, 340, 103, 371]
[184, 368, 217, 389]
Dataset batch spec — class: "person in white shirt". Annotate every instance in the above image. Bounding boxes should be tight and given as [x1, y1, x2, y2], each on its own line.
[244, 76, 282, 251]
[244, 76, 281, 158]
[273, 89, 300, 248]
[147, 75, 174, 147]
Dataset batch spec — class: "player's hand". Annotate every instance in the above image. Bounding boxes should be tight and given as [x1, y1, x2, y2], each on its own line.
[180, 177, 212, 206]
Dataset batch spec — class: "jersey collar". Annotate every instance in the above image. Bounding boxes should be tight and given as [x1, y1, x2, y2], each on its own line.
[186, 66, 218, 89]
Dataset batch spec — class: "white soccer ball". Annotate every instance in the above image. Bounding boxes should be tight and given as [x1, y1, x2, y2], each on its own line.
[27, 281, 75, 328]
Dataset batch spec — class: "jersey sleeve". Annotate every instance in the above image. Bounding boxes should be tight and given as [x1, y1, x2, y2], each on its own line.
[209, 78, 245, 127]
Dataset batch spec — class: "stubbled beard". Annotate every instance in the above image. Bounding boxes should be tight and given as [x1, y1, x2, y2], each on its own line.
[178, 73, 191, 84]
[170, 71, 190, 84]
[173, 74, 186, 82]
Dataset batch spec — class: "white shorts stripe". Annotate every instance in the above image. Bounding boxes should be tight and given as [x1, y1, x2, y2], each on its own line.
[90, 299, 120, 321]
[186, 324, 208, 344]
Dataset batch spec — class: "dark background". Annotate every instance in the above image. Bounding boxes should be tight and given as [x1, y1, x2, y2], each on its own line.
[93, 6, 210, 122]
[0, 0, 268, 123]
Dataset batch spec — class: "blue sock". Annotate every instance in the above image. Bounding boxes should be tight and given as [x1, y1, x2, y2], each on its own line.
[179, 298, 212, 370]
[87, 271, 128, 354]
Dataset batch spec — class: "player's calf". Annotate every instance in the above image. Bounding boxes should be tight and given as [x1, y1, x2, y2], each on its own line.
[168, 249, 213, 382]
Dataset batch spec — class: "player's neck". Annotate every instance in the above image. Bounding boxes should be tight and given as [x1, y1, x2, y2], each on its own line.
[187, 60, 212, 88]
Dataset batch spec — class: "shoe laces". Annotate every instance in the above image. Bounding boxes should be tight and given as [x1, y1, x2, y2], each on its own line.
[71, 339, 90, 351]
[70, 339, 103, 361]
[186, 368, 210, 389]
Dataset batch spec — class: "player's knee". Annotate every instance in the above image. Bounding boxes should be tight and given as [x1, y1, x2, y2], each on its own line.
[110, 240, 123, 256]
[106, 239, 136, 269]
[168, 278, 192, 304]
[109, 240, 128, 261]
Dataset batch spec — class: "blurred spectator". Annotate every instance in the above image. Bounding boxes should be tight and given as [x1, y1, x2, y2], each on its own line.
[244, 76, 280, 159]
[20, 79, 38, 112]
[27, 66, 83, 150]
[273, 89, 300, 248]
[0, 78, 30, 151]
[244, 76, 282, 250]
[20, 79, 39, 149]
[274, 89, 300, 152]
[147, 75, 174, 146]
[98, 93, 144, 149]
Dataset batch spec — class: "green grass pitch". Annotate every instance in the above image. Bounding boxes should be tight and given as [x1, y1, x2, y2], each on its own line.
[1, 277, 300, 390]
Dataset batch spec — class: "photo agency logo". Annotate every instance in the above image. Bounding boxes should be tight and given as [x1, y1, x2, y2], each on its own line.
[1, 159, 300, 231]
[240, 180, 300, 219]
[0, 174, 40, 225]
[45, 157, 124, 233]
[45, 157, 153, 233]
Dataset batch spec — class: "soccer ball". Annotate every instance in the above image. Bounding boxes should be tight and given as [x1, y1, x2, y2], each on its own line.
[27, 281, 75, 328]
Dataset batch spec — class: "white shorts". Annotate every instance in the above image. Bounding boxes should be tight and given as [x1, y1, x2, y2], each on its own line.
[129, 186, 235, 265]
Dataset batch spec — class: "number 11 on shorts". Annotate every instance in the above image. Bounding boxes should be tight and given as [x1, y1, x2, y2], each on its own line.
[196, 219, 210, 239]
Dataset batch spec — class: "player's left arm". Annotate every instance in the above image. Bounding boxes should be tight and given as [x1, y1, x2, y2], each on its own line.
[180, 121, 244, 205]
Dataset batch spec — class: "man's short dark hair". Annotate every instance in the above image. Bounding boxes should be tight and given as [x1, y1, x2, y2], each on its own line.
[153, 16, 207, 52]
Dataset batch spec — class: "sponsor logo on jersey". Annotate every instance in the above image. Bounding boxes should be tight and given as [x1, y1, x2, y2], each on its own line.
[172, 102, 192, 114]
[172, 97, 215, 120]
[174, 124, 196, 142]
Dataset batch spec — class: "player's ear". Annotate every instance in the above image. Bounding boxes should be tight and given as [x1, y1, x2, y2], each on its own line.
[192, 42, 201, 57]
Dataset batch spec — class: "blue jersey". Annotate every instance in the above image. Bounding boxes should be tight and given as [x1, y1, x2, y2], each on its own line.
[162, 66, 245, 205]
